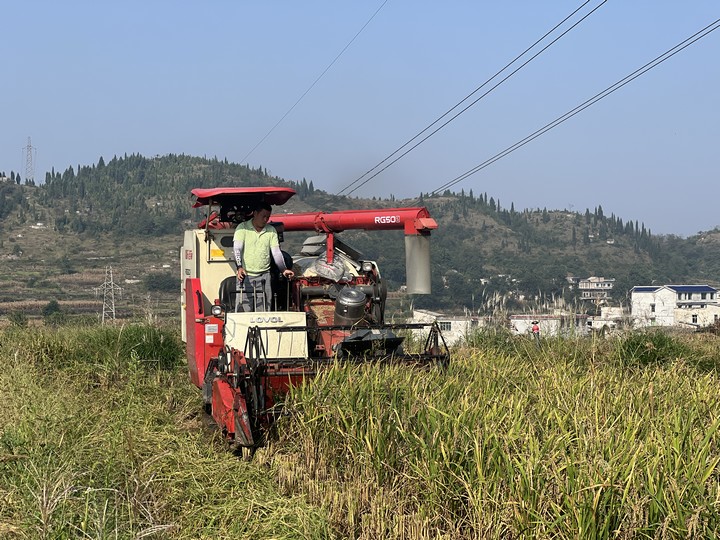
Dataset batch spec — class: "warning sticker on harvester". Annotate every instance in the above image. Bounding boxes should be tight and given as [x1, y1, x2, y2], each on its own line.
[210, 248, 225, 258]
[205, 335, 214, 344]
[205, 324, 218, 334]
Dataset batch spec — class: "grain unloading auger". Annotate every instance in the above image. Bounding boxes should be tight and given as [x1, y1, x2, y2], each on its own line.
[181, 187, 449, 450]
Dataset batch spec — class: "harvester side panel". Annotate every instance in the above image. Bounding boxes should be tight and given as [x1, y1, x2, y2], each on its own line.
[193, 229, 236, 312]
[180, 230, 198, 343]
[185, 278, 224, 388]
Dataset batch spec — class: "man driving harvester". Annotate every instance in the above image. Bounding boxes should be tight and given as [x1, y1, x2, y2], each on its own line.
[233, 202, 294, 311]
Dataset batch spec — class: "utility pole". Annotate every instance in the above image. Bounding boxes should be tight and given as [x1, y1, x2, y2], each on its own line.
[95, 266, 123, 324]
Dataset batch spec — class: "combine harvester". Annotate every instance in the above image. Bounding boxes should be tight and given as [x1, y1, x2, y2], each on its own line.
[181, 186, 448, 451]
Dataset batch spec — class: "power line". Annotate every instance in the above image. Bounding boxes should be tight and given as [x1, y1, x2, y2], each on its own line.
[338, 0, 607, 197]
[337, 0, 598, 195]
[429, 17, 720, 196]
[240, 0, 389, 164]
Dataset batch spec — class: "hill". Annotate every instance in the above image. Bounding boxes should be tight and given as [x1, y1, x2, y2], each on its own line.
[1, 153, 719, 319]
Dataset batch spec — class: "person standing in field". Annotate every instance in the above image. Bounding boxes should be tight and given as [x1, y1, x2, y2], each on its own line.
[531, 321, 541, 348]
[233, 202, 294, 311]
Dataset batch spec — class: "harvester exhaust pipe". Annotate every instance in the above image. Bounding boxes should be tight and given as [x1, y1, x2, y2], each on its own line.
[405, 234, 431, 294]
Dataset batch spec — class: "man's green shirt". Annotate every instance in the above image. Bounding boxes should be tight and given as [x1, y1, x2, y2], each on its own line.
[233, 221, 280, 275]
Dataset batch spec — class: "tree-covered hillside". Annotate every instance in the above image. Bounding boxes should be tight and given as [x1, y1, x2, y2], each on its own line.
[2, 153, 719, 314]
[39, 154, 279, 234]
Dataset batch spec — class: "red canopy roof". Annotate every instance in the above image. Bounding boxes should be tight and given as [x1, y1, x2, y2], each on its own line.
[191, 187, 296, 208]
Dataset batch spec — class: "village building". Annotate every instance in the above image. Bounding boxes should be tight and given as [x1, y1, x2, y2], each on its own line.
[577, 276, 615, 300]
[631, 284, 720, 329]
[566, 275, 616, 301]
[587, 306, 628, 333]
[409, 309, 485, 346]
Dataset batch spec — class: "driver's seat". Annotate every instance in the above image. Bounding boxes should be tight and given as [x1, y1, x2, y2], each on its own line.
[219, 276, 241, 312]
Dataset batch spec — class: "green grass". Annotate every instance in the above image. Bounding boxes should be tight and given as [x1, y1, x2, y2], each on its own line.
[3, 325, 720, 538]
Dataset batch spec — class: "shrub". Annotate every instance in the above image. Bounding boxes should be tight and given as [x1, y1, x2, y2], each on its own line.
[42, 299, 62, 317]
[2, 323, 184, 371]
[8, 311, 28, 327]
[44, 311, 67, 327]
[65, 314, 101, 327]
[615, 330, 689, 367]
[465, 326, 518, 355]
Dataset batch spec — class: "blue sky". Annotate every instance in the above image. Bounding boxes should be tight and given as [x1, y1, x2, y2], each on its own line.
[2, 1, 718, 236]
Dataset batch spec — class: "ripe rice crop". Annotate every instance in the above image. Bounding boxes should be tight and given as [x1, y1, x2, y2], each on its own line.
[0, 325, 330, 539]
[271, 332, 720, 539]
[2, 325, 720, 538]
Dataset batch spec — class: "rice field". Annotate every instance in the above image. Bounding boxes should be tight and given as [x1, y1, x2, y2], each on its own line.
[2, 324, 720, 538]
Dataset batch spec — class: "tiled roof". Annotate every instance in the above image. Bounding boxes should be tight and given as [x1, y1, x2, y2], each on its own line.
[666, 285, 717, 293]
[631, 286, 660, 293]
[632, 284, 717, 294]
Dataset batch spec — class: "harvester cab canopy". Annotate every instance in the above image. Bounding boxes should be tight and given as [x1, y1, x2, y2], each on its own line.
[192, 187, 296, 226]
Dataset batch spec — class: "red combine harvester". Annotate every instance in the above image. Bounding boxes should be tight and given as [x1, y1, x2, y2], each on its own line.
[181, 186, 448, 450]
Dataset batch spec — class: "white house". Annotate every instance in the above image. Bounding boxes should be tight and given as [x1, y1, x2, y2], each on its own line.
[631, 285, 720, 328]
[409, 309, 485, 346]
[587, 306, 628, 333]
[578, 276, 615, 300]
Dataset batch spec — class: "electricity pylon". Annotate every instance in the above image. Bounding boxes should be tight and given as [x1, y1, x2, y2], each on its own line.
[24, 137, 35, 184]
[95, 266, 122, 324]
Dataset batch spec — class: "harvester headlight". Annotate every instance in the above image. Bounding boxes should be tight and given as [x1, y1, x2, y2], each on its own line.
[211, 305, 223, 317]
[361, 261, 373, 273]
